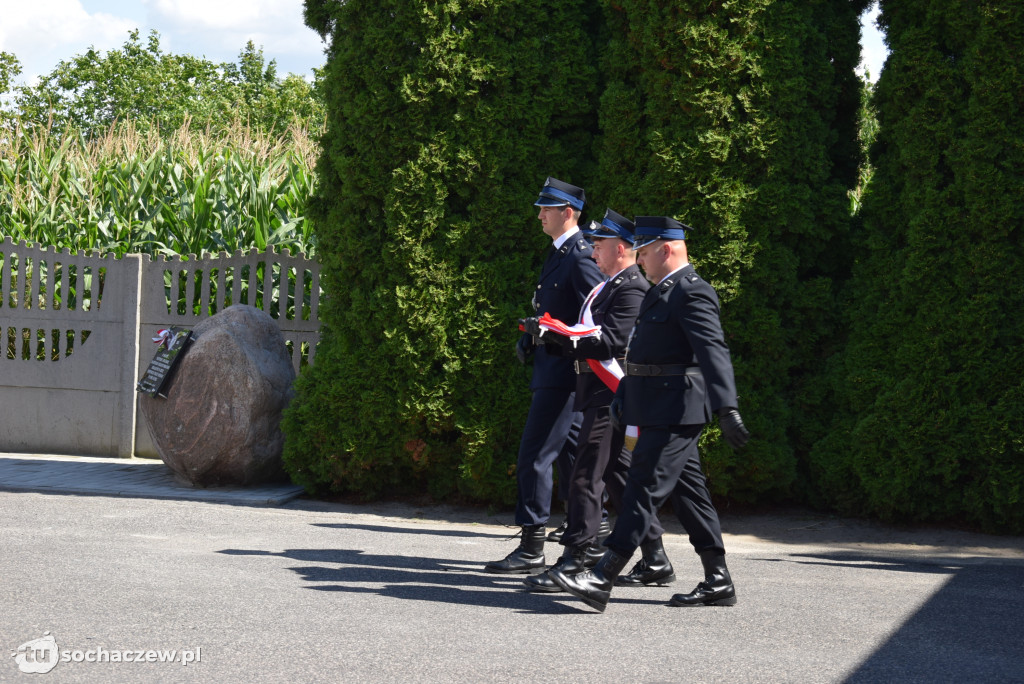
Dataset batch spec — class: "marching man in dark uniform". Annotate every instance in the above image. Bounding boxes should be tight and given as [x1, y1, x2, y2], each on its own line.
[550, 216, 751, 611]
[485, 177, 603, 573]
[518, 209, 666, 592]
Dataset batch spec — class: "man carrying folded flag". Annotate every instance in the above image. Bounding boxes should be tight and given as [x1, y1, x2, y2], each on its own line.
[518, 209, 677, 592]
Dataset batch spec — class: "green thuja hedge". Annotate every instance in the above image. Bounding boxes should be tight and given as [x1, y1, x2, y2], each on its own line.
[591, 0, 867, 501]
[809, 1, 1024, 532]
[283, 0, 598, 501]
[288, 0, 1024, 533]
[286, 0, 868, 507]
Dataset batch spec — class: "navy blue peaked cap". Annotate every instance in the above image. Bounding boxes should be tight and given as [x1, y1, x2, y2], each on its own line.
[584, 209, 635, 242]
[631, 216, 692, 249]
[534, 177, 585, 210]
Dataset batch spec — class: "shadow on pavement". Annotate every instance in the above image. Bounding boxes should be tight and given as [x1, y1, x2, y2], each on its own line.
[765, 550, 1024, 682]
[217, 544, 663, 615]
[311, 522, 511, 539]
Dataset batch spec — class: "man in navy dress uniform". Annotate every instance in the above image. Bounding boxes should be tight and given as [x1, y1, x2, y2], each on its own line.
[485, 177, 603, 573]
[550, 216, 751, 611]
[519, 209, 678, 592]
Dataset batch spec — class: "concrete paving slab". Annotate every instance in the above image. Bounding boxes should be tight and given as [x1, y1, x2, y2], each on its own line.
[0, 453, 305, 506]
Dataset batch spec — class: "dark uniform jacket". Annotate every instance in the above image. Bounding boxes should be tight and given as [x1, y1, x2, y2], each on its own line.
[618, 263, 738, 426]
[567, 264, 648, 411]
[529, 232, 603, 391]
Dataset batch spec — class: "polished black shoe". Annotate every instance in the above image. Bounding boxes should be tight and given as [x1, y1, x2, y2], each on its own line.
[523, 545, 589, 592]
[484, 525, 546, 574]
[550, 550, 630, 612]
[669, 551, 736, 606]
[616, 538, 675, 586]
[546, 518, 568, 542]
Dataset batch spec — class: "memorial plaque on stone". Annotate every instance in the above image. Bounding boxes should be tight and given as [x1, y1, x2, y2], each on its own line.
[136, 326, 193, 398]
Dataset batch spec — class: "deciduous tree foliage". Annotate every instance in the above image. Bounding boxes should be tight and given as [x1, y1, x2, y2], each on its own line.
[9, 30, 322, 138]
[810, 1, 1024, 532]
[0, 51, 20, 95]
[0, 52, 21, 129]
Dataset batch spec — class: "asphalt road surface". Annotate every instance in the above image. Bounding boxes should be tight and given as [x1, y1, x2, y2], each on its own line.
[2, 485, 1022, 683]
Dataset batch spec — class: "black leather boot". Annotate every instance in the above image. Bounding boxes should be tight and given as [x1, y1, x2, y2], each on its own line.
[484, 525, 546, 574]
[523, 544, 589, 592]
[550, 549, 630, 612]
[546, 518, 568, 542]
[615, 537, 676, 586]
[669, 550, 737, 606]
[583, 518, 613, 565]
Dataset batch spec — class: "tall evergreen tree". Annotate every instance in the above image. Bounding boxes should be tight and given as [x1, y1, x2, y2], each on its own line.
[284, 0, 599, 499]
[286, 0, 871, 508]
[593, 0, 867, 501]
[810, 2, 1024, 532]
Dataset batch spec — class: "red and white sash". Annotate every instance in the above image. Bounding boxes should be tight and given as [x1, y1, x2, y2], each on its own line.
[536, 280, 640, 448]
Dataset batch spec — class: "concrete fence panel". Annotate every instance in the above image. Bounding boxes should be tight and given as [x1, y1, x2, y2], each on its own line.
[1, 238, 142, 457]
[0, 237, 320, 459]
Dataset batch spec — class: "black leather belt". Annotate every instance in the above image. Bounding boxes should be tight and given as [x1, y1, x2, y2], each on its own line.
[624, 362, 701, 377]
[575, 358, 625, 374]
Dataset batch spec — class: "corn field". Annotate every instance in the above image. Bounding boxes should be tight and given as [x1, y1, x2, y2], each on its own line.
[1, 118, 320, 361]
[0, 118, 318, 258]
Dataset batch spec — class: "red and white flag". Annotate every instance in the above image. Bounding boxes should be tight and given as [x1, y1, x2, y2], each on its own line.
[530, 292, 640, 449]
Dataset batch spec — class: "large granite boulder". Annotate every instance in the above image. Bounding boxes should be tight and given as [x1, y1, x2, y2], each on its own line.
[140, 305, 295, 486]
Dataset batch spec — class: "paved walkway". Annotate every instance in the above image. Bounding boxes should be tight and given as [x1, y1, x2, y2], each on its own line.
[1, 454, 1023, 682]
[0, 453, 306, 505]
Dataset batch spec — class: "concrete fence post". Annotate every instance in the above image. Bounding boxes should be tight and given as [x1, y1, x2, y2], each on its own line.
[118, 254, 143, 458]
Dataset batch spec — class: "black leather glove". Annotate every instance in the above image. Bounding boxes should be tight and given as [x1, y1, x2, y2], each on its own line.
[515, 333, 535, 364]
[520, 316, 573, 350]
[717, 408, 751, 449]
[519, 317, 543, 338]
[608, 396, 624, 432]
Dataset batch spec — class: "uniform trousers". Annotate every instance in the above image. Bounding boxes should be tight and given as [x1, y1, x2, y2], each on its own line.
[604, 424, 725, 558]
[602, 437, 666, 545]
[560, 405, 614, 549]
[555, 414, 580, 505]
[562, 406, 667, 548]
[515, 387, 579, 527]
